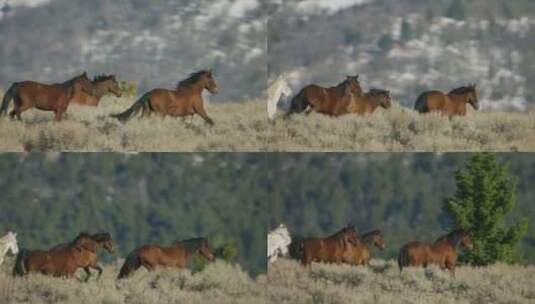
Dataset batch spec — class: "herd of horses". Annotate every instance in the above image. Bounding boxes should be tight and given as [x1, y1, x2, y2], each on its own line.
[0, 70, 479, 125]
[268, 224, 473, 276]
[0, 231, 216, 281]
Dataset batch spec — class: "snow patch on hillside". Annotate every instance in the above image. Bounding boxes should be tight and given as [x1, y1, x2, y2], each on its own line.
[296, 0, 372, 14]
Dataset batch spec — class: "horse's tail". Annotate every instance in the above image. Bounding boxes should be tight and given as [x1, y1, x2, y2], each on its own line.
[13, 249, 29, 277]
[285, 89, 307, 117]
[110, 92, 150, 122]
[117, 251, 141, 280]
[397, 246, 408, 272]
[1, 83, 19, 117]
[414, 93, 428, 113]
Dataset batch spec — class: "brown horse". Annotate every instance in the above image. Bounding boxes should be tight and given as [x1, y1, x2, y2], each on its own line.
[117, 237, 215, 280]
[343, 230, 385, 266]
[301, 224, 360, 267]
[71, 75, 122, 106]
[335, 88, 392, 116]
[398, 229, 473, 276]
[48, 232, 114, 281]
[0, 72, 93, 121]
[286, 75, 362, 116]
[111, 70, 218, 125]
[414, 85, 479, 117]
[13, 233, 95, 278]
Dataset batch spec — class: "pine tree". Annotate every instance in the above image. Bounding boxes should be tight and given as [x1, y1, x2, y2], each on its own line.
[444, 153, 528, 265]
[446, 0, 467, 21]
[400, 19, 412, 42]
[378, 34, 394, 53]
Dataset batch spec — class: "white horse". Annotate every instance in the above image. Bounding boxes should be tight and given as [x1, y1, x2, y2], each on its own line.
[268, 224, 292, 263]
[0, 231, 19, 266]
[266, 74, 293, 120]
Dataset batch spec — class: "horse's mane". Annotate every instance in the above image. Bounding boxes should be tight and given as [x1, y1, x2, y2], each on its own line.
[176, 70, 210, 89]
[92, 232, 112, 242]
[368, 88, 389, 96]
[175, 237, 207, 251]
[93, 75, 114, 83]
[0, 233, 13, 244]
[434, 229, 467, 246]
[449, 86, 475, 95]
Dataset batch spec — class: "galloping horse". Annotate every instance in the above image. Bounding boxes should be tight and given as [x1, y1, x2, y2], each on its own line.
[48, 232, 114, 281]
[286, 75, 362, 116]
[13, 232, 96, 278]
[398, 229, 473, 276]
[266, 74, 293, 120]
[334, 87, 392, 116]
[111, 70, 218, 125]
[414, 85, 479, 117]
[342, 230, 385, 266]
[301, 224, 360, 267]
[268, 224, 292, 263]
[0, 231, 19, 266]
[71, 75, 122, 106]
[0, 72, 93, 121]
[117, 237, 215, 279]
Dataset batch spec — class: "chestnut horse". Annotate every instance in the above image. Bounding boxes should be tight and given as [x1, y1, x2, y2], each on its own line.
[414, 85, 479, 117]
[111, 70, 218, 125]
[117, 237, 215, 280]
[286, 75, 362, 116]
[71, 75, 122, 106]
[335, 88, 392, 116]
[301, 224, 360, 267]
[13, 233, 96, 278]
[48, 232, 114, 281]
[398, 229, 473, 276]
[343, 229, 385, 266]
[0, 72, 93, 121]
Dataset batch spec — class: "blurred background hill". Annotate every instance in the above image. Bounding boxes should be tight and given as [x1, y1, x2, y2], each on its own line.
[0, 0, 268, 102]
[270, 0, 535, 109]
[0, 153, 268, 276]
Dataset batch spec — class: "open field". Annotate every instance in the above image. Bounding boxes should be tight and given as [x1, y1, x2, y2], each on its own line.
[1, 94, 535, 151]
[268, 258, 535, 304]
[0, 258, 267, 304]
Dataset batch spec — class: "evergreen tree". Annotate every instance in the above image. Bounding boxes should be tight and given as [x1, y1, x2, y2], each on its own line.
[400, 19, 412, 42]
[444, 153, 528, 265]
[378, 34, 394, 53]
[446, 0, 467, 21]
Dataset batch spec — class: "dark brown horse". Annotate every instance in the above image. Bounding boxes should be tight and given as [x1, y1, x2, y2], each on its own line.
[343, 230, 385, 266]
[398, 229, 473, 276]
[335, 88, 392, 116]
[48, 232, 114, 281]
[117, 237, 215, 280]
[286, 75, 362, 116]
[13, 233, 96, 278]
[414, 85, 479, 117]
[111, 70, 218, 125]
[0, 72, 93, 121]
[301, 224, 360, 267]
[71, 75, 122, 106]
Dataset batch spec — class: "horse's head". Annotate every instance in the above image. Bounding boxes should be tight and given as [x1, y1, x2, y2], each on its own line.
[95, 75, 122, 98]
[467, 84, 479, 110]
[73, 232, 97, 253]
[198, 238, 216, 261]
[6, 231, 19, 255]
[345, 75, 362, 96]
[369, 89, 392, 109]
[202, 70, 219, 94]
[459, 232, 473, 251]
[93, 232, 115, 253]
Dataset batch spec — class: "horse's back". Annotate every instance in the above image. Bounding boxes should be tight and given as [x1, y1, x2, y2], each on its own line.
[415, 90, 446, 113]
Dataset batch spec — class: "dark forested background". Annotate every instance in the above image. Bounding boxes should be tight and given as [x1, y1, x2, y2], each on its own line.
[268, 153, 535, 264]
[0, 153, 268, 275]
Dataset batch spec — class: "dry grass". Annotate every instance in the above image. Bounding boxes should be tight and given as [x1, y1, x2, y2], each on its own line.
[0, 257, 267, 304]
[1, 95, 535, 151]
[268, 258, 535, 304]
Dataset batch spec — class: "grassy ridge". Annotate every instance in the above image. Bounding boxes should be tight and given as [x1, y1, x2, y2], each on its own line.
[0, 258, 267, 304]
[268, 258, 535, 304]
[0, 94, 534, 151]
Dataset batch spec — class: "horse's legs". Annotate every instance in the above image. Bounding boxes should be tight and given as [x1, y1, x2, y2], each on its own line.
[141, 260, 155, 271]
[193, 103, 214, 125]
[83, 267, 92, 282]
[92, 262, 103, 280]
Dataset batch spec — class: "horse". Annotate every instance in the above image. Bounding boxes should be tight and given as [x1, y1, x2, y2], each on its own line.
[48, 232, 114, 281]
[301, 224, 360, 267]
[0, 231, 19, 266]
[117, 237, 215, 280]
[0, 72, 93, 121]
[286, 75, 362, 116]
[398, 229, 473, 276]
[71, 75, 122, 106]
[268, 224, 292, 263]
[266, 74, 293, 120]
[414, 85, 479, 117]
[342, 230, 385, 266]
[111, 70, 218, 125]
[344, 88, 392, 115]
[13, 232, 97, 278]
